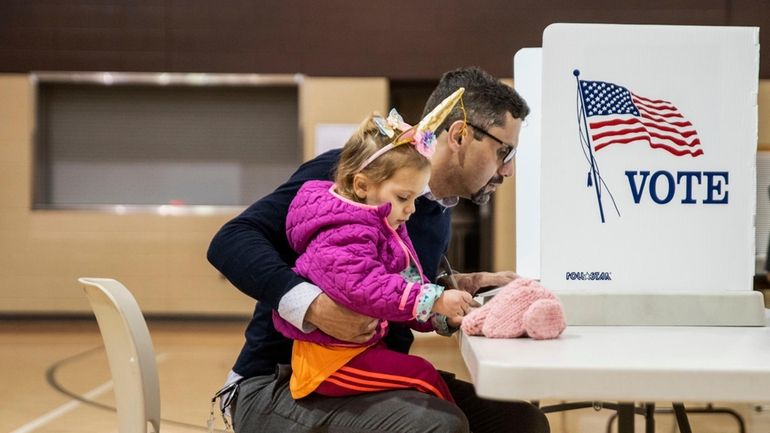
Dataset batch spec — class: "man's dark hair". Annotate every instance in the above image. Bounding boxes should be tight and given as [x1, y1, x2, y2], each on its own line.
[423, 66, 530, 133]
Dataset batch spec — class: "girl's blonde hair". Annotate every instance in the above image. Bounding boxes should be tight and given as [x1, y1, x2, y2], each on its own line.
[334, 113, 431, 202]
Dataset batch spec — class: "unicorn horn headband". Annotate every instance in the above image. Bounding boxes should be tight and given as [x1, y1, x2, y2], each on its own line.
[358, 87, 465, 172]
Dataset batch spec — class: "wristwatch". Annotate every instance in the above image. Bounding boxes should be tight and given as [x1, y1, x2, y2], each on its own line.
[436, 255, 459, 289]
[435, 271, 458, 289]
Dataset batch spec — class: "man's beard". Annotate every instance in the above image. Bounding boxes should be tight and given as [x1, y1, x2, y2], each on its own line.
[470, 175, 504, 205]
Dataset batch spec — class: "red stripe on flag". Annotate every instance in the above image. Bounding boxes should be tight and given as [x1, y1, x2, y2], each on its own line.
[593, 132, 703, 156]
[639, 120, 698, 138]
[630, 93, 671, 105]
[590, 118, 639, 128]
[639, 113, 693, 128]
[648, 132, 701, 148]
[636, 106, 685, 119]
[650, 143, 704, 157]
[632, 98, 678, 112]
[594, 134, 651, 151]
[592, 126, 647, 141]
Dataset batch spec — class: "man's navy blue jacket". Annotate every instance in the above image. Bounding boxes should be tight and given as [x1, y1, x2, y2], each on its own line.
[207, 149, 453, 377]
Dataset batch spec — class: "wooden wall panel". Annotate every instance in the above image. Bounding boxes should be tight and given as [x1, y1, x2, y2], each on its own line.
[300, 77, 388, 160]
[0, 75, 252, 315]
[492, 79, 517, 273]
[0, 74, 388, 315]
[760, 81, 770, 151]
[730, 0, 770, 80]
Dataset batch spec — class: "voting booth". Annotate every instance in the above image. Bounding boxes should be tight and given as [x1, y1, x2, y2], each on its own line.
[515, 24, 765, 325]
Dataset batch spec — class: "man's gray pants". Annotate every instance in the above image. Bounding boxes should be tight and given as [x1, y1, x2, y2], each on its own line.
[233, 365, 549, 433]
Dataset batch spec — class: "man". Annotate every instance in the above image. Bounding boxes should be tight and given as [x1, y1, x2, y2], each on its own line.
[208, 67, 549, 433]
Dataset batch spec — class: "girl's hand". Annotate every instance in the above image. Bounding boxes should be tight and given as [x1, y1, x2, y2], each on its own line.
[432, 289, 479, 322]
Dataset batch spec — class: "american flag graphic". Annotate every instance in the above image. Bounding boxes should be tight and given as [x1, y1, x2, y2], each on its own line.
[579, 80, 703, 157]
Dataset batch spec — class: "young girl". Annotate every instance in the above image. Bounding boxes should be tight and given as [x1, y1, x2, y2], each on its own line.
[272, 88, 474, 402]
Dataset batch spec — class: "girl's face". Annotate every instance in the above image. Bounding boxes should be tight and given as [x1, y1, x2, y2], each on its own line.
[358, 165, 431, 229]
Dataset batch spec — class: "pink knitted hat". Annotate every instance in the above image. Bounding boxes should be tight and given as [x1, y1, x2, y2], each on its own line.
[461, 279, 566, 340]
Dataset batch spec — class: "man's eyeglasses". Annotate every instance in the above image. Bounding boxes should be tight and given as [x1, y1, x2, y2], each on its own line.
[466, 122, 517, 164]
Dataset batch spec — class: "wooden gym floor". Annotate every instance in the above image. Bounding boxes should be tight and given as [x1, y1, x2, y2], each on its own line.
[3, 318, 767, 433]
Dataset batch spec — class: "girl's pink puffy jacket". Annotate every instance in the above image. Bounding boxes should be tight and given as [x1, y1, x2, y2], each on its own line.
[272, 180, 436, 346]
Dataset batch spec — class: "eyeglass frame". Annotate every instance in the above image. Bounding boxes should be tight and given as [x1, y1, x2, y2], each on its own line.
[465, 121, 517, 164]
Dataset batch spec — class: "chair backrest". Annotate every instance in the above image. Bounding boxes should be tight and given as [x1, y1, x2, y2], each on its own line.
[80, 277, 161, 433]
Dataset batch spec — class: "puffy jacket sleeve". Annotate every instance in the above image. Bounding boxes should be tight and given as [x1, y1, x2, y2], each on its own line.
[403, 317, 436, 332]
[297, 224, 442, 323]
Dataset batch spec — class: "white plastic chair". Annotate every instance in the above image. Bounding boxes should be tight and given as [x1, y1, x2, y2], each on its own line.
[80, 277, 161, 433]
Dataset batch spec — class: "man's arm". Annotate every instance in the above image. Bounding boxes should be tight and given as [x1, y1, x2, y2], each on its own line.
[439, 271, 519, 295]
[207, 150, 377, 342]
[207, 157, 325, 310]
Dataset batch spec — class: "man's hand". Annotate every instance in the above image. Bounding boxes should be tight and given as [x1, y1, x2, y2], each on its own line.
[451, 271, 519, 295]
[304, 293, 378, 344]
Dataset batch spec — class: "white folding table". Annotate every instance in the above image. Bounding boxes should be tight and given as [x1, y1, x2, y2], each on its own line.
[459, 312, 770, 433]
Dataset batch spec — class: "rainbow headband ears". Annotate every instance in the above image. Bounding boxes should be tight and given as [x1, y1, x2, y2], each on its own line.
[358, 87, 465, 172]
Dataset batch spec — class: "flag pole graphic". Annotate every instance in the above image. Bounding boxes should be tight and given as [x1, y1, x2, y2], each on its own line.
[574, 69, 606, 223]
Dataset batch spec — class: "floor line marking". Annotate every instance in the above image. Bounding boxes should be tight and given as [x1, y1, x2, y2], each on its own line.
[10, 352, 168, 433]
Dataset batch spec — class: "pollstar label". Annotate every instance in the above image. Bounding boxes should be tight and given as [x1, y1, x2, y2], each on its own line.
[565, 272, 613, 281]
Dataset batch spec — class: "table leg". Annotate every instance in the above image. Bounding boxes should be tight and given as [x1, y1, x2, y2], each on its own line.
[644, 402, 655, 433]
[617, 403, 635, 433]
[672, 402, 693, 433]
